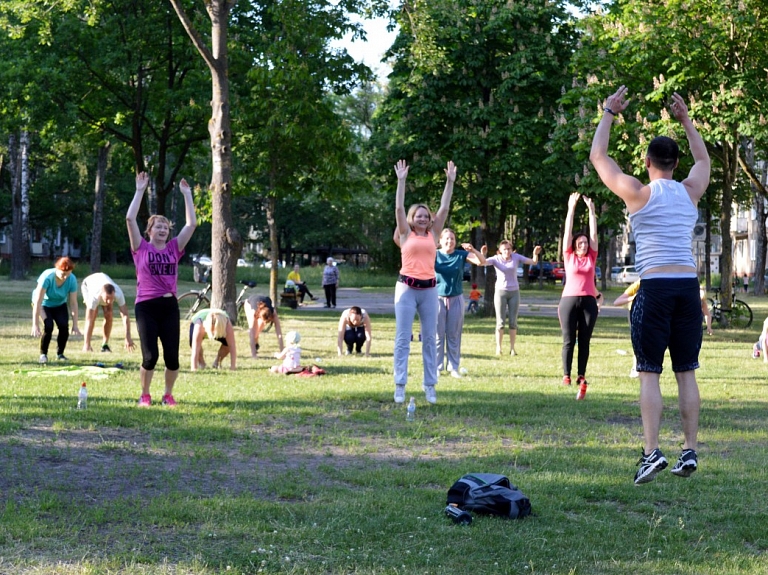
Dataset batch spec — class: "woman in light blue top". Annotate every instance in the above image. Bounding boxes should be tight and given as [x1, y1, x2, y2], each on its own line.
[31, 256, 81, 363]
[483, 240, 541, 356]
[435, 228, 485, 378]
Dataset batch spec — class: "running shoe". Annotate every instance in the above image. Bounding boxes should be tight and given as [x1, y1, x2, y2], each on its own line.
[101, 343, 112, 353]
[634, 448, 668, 485]
[576, 376, 588, 400]
[39, 354, 48, 364]
[138, 394, 152, 407]
[57, 354, 69, 361]
[562, 375, 571, 386]
[450, 370, 462, 379]
[670, 449, 698, 478]
[423, 385, 437, 404]
[394, 385, 406, 404]
[161, 394, 177, 407]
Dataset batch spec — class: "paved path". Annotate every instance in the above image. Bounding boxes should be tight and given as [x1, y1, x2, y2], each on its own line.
[294, 288, 628, 318]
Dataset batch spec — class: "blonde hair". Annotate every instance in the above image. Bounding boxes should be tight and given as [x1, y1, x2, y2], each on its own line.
[406, 204, 433, 231]
[440, 228, 456, 241]
[203, 310, 229, 340]
[144, 214, 173, 239]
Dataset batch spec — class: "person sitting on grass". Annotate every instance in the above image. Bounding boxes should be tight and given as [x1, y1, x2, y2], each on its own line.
[337, 306, 372, 356]
[752, 316, 768, 362]
[271, 331, 301, 373]
[189, 309, 236, 371]
[244, 294, 284, 358]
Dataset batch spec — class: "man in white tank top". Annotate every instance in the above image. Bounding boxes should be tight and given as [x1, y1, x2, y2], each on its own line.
[590, 86, 710, 485]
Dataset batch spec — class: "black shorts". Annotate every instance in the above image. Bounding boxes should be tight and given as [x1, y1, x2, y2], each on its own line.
[630, 277, 702, 373]
[189, 323, 228, 347]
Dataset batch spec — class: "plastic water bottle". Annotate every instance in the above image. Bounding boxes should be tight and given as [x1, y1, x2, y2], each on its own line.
[406, 397, 416, 421]
[77, 382, 87, 410]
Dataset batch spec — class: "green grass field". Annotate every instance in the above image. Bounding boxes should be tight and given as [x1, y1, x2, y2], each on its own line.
[1, 274, 767, 574]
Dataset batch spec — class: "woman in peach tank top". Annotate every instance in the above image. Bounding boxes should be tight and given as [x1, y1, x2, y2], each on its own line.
[393, 159, 456, 405]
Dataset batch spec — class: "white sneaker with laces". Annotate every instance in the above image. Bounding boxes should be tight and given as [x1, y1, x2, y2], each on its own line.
[423, 385, 437, 404]
[450, 370, 462, 379]
[39, 354, 48, 364]
[394, 385, 406, 404]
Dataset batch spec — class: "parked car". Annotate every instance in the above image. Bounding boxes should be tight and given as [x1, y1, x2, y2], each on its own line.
[517, 264, 524, 279]
[595, 266, 602, 281]
[610, 266, 623, 282]
[552, 263, 565, 283]
[463, 262, 471, 282]
[617, 266, 640, 285]
[528, 261, 555, 281]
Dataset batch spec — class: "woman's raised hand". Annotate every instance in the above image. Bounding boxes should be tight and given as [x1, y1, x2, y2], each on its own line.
[394, 159, 409, 180]
[582, 196, 595, 212]
[568, 192, 580, 209]
[445, 161, 457, 182]
[179, 178, 192, 195]
[136, 171, 149, 193]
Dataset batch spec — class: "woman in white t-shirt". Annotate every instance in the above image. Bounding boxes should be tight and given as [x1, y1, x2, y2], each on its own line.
[483, 240, 541, 356]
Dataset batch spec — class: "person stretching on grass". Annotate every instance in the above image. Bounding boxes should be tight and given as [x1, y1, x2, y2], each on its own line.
[590, 86, 710, 484]
[80, 272, 135, 353]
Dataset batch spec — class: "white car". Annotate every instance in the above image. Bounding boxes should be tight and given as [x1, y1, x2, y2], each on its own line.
[618, 266, 640, 285]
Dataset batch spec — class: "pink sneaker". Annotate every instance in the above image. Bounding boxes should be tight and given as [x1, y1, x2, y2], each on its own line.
[138, 394, 151, 407]
[161, 393, 177, 407]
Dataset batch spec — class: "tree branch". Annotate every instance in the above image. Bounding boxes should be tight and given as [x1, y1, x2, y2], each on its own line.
[167, 0, 216, 71]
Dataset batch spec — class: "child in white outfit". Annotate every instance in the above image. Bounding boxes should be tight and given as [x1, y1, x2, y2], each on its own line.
[271, 331, 301, 373]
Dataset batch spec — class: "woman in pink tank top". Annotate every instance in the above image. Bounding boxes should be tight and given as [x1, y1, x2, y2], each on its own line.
[392, 159, 456, 406]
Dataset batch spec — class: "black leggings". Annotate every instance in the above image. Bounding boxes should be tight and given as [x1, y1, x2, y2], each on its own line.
[40, 303, 69, 356]
[558, 295, 599, 377]
[135, 296, 180, 371]
[297, 282, 314, 303]
[324, 284, 337, 307]
[344, 326, 366, 353]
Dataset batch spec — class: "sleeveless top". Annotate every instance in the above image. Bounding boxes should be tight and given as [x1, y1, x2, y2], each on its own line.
[629, 179, 697, 276]
[399, 231, 436, 280]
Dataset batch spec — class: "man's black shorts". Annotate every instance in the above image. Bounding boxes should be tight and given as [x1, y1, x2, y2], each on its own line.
[630, 277, 702, 374]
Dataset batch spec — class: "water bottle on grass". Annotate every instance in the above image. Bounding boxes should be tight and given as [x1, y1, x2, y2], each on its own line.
[77, 382, 87, 410]
[406, 397, 416, 421]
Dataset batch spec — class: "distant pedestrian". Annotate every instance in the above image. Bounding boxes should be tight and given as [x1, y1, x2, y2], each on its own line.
[467, 284, 482, 313]
[322, 258, 339, 308]
[743, 274, 749, 294]
[31, 256, 81, 364]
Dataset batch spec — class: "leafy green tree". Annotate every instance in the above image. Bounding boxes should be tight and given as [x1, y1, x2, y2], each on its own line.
[228, 0, 377, 301]
[370, 0, 579, 307]
[565, 0, 768, 307]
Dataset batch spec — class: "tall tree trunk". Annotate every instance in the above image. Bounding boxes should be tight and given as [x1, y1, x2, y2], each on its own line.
[266, 195, 279, 304]
[716, 140, 740, 323]
[20, 130, 30, 273]
[90, 142, 111, 273]
[9, 134, 25, 280]
[169, 0, 242, 318]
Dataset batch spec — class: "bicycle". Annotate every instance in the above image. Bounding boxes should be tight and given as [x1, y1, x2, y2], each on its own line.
[707, 287, 753, 329]
[177, 278, 257, 327]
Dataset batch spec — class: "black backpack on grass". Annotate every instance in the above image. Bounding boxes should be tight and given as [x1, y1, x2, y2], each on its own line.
[446, 473, 531, 519]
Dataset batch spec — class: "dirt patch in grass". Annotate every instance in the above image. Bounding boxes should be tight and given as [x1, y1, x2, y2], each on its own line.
[0, 422, 495, 506]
